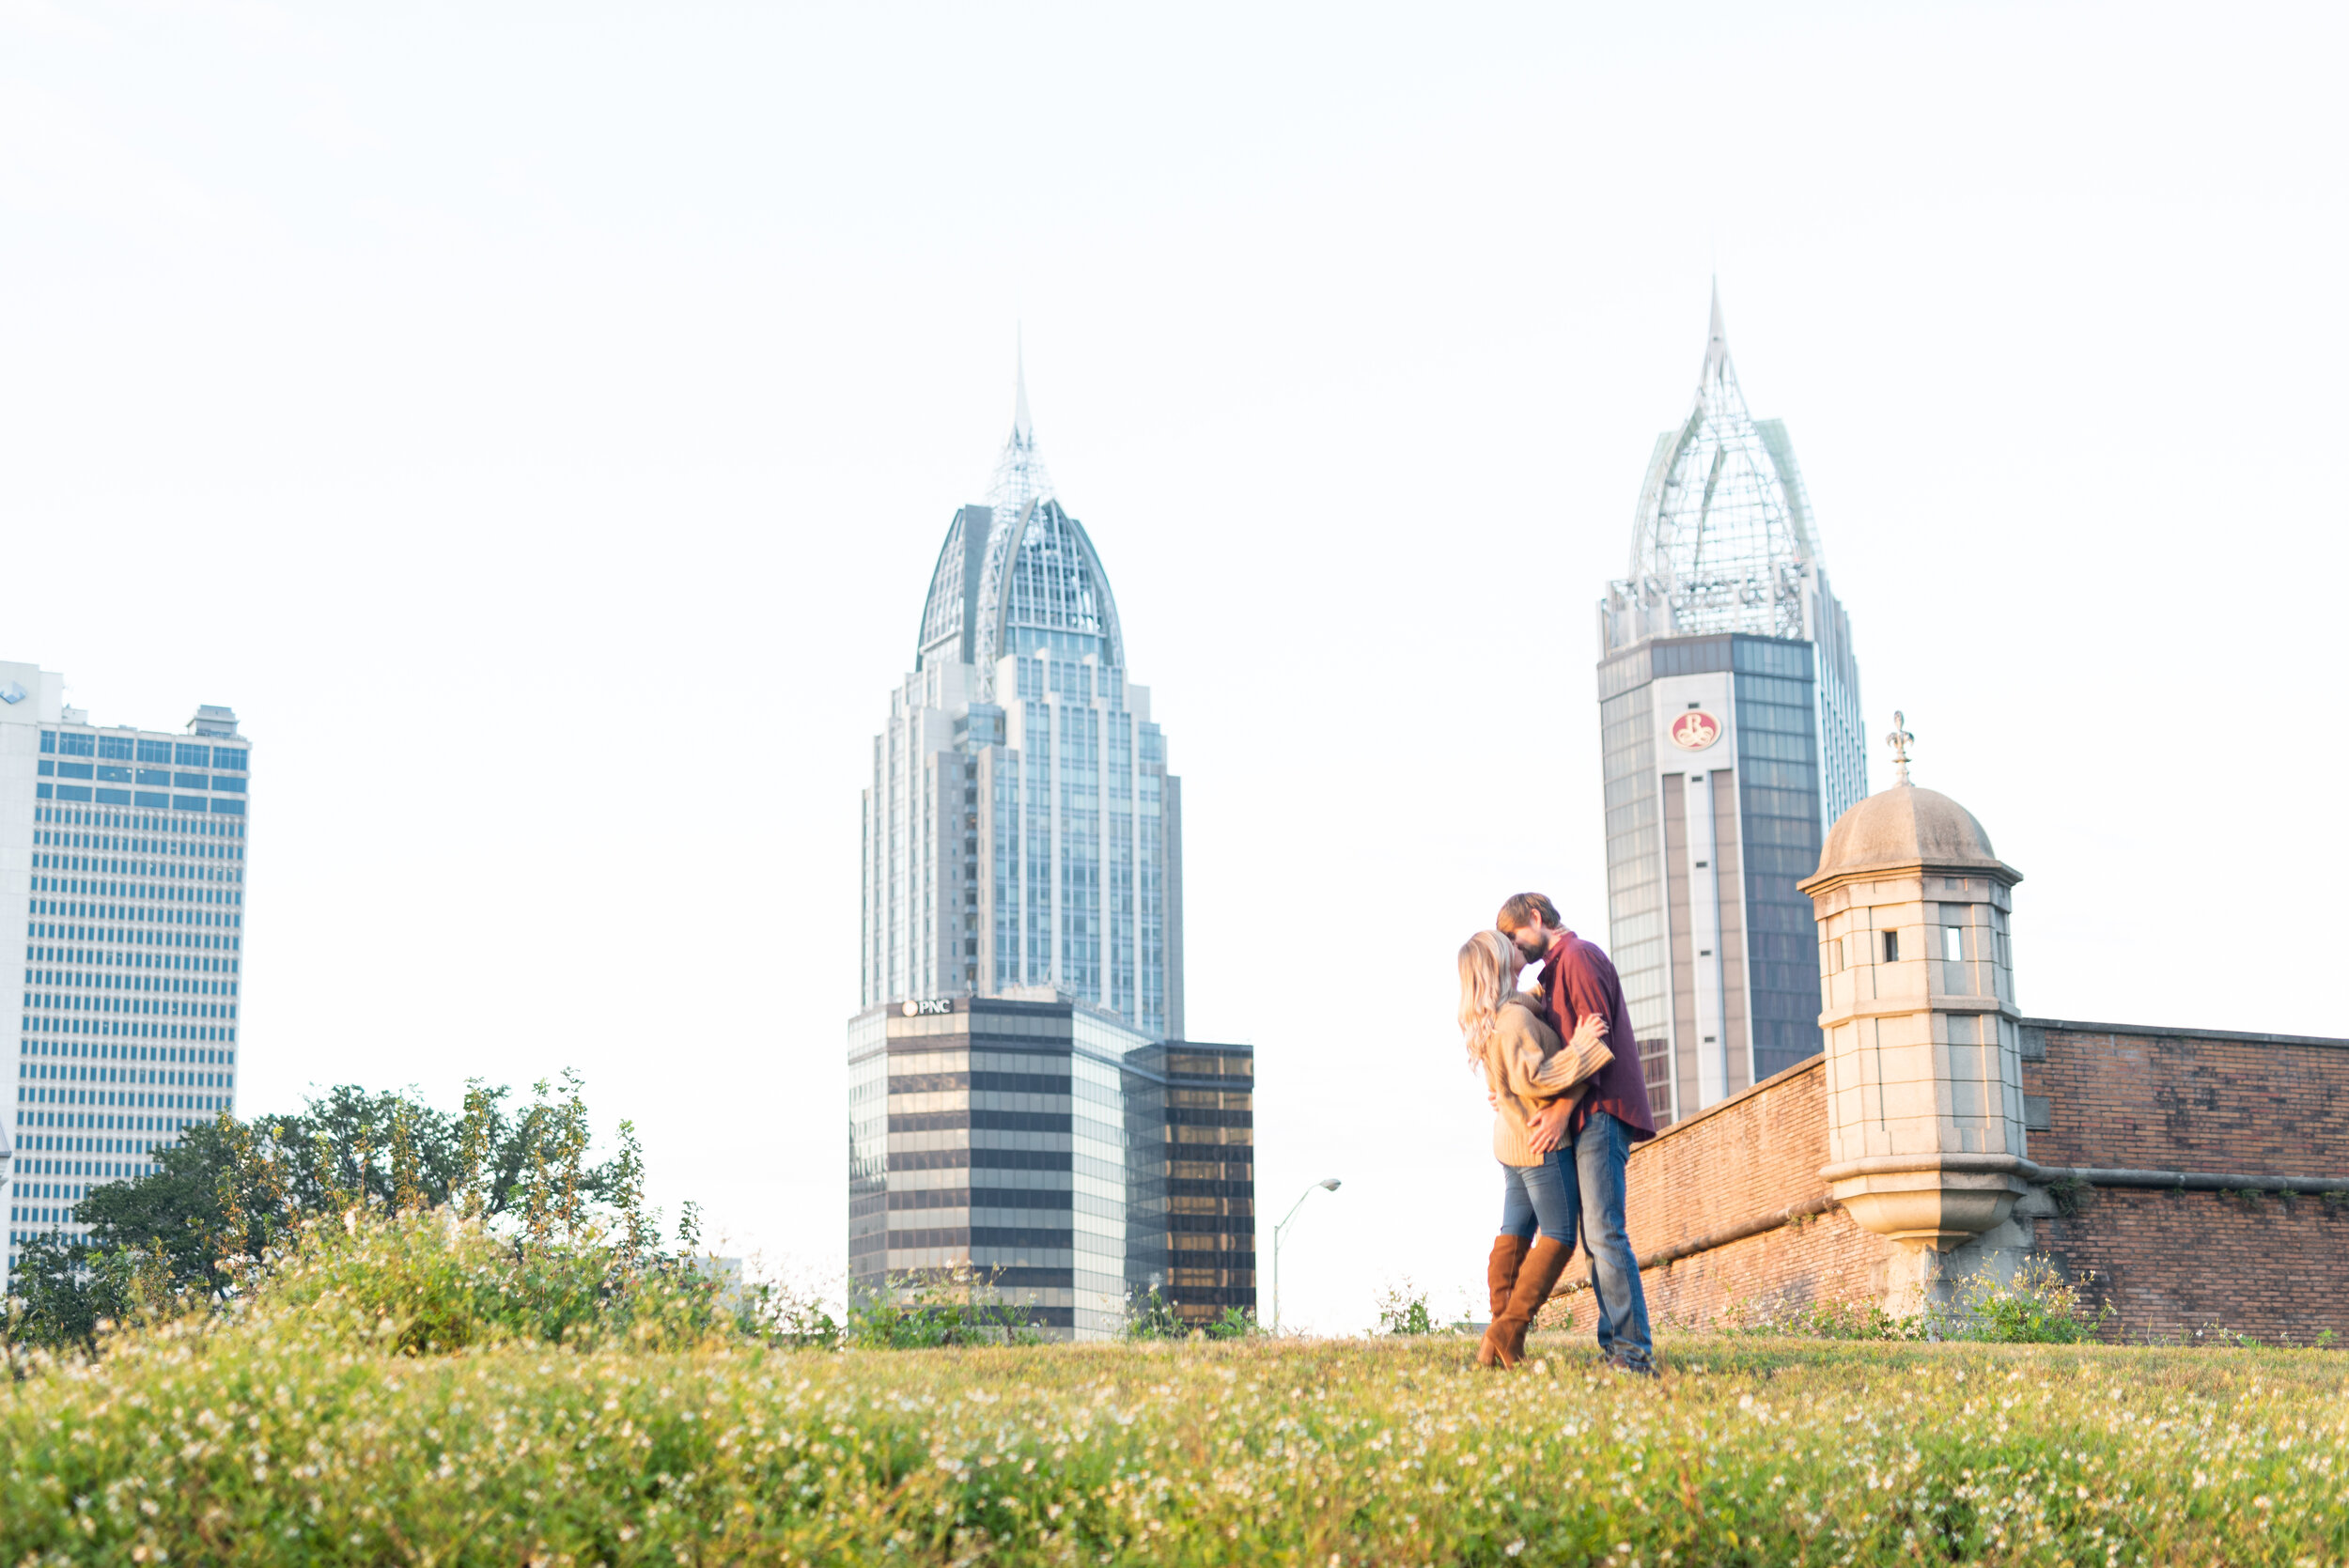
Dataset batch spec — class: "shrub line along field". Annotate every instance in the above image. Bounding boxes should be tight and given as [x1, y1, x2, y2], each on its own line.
[6, 1329, 2346, 1566]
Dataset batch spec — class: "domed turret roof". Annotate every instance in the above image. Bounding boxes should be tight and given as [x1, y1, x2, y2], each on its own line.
[1803, 784, 2017, 889]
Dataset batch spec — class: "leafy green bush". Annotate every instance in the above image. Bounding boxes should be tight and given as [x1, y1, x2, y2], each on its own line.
[729, 1271, 844, 1348]
[1374, 1278, 1436, 1336]
[248, 1206, 736, 1356]
[1711, 1256, 2113, 1344]
[5, 1072, 696, 1358]
[842, 1266, 1044, 1349]
[1124, 1285, 1188, 1341]
[1202, 1305, 1258, 1340]
[1116, 1288, 1257, 1343]
[1719, 1296, 1924, 1341]
[1945, 1254, 2112, 1344]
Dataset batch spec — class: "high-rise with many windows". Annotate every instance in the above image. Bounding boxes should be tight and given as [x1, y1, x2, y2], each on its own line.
[848, 368, 1253, 1341]
[1595, 287, 1868, 1127]
[2, 660, 253, 1290]
[862, 366, 1182, 1032]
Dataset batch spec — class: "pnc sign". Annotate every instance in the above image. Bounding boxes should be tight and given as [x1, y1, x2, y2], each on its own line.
[901, 998, 955, 1017]
[1670, 710, 1722, 751]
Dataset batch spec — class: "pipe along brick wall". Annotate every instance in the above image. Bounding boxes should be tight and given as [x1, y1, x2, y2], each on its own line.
[1537, 1020, 2349, 1343]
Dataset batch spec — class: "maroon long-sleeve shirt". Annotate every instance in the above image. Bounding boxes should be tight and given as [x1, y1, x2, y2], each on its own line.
[1536, 929, 1657, 1142]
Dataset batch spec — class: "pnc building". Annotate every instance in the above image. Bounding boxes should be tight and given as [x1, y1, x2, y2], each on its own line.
[848, 367, 1252, 1339]
[1595, 288, 1868, 1127]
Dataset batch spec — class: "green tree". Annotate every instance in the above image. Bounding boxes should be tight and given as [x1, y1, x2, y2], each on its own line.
[7, 1074, 651, 1353]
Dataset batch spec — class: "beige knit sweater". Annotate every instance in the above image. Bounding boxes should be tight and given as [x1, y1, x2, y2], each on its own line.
[1479, 993, 1613, 1167]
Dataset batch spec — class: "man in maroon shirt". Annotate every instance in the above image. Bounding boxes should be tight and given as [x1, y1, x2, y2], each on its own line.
[1500, 892, 1657, 1374]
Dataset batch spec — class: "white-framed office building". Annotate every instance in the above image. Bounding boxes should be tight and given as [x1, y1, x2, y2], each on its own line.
[2, 660, 252, 1290]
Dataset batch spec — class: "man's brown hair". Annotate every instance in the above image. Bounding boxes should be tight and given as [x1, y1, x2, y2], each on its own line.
[1496, 893, 1563, 934]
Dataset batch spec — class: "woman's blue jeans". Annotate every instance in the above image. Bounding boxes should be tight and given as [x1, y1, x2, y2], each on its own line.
[1496, 1147, 1579, 1247]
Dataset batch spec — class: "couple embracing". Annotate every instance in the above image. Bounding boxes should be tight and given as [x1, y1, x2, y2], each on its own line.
[1458, 893, 1657, 1374]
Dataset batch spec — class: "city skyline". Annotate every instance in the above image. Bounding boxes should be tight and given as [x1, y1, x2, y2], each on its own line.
[3, 2, 2338, 1335]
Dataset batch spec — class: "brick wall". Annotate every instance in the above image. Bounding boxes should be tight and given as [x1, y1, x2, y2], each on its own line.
[1537, 1058, 1905, 1332]
[2022, 1022, 2349, 1177]
[1535, 1020, 2349, 1343]
[2031, 1187, 2349, 1343]
[2025, 1021, 2349, 1343]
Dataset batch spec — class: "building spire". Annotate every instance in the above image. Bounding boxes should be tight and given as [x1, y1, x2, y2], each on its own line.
[988, 332, 1054, 518]
[1013, 326, 1034, 445]
[1703, 274, 1730, 385]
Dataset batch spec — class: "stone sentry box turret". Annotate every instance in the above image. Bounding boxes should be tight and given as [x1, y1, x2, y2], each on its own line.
[1797, 722, 2031, 1299]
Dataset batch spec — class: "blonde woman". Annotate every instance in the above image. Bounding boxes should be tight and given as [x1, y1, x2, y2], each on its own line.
[1458, 928, 1612, 1369]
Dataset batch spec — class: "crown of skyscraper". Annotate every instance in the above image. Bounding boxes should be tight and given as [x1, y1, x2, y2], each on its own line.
[1619, 281, 1824, 643]
[913, 356, 1125, 697]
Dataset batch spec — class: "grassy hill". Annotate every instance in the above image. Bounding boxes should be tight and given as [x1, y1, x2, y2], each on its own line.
[6, 1326, 2344, 1565]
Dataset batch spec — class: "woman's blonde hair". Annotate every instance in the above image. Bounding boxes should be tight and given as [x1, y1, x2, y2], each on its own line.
[1456, 928, 1525, 1067]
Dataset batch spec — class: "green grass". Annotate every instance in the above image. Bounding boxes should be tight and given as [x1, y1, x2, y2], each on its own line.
[5, 1327, 2345, 1565]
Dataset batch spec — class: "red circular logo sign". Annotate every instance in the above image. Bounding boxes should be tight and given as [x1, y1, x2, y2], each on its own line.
[1670, 710, 1721, 751]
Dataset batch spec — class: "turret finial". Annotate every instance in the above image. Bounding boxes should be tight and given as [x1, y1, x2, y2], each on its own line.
[1887, 710, 1915, 786]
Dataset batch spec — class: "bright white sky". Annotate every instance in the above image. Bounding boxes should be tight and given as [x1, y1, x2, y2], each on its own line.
[6, 2, 2342, 1334]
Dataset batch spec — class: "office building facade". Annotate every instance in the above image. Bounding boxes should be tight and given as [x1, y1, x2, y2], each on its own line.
[2, 660, 252, 1289]
[849, 371, 1250, 1339]
[848, 996, 1253, 1340]
[1595, 289, 1867, 1126]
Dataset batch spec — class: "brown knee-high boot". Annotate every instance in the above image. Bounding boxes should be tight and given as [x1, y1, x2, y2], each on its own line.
[1476, 1236, 1532, 1367]
[1488, 1235, 1573, 1369]
[1486, 1235, 1532, 1320]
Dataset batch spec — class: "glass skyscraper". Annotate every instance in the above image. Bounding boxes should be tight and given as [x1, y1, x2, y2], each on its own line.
[2, 660, 252, 1289]
[863, 367, 1181, 1032]
[1595, 288, 1867, 1127]
[848, 368, 1252, 1340]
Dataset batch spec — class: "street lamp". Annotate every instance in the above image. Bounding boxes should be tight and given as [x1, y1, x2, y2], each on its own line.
[1271, 1177, 1342, 1335]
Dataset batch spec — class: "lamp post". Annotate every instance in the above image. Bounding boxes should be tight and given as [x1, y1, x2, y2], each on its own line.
[1271, 1177, 1342, 1335]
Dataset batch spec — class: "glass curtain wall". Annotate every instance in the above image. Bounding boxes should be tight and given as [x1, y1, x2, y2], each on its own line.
[845, 1014, 890, 1298]
[1597, 655, 1671, 1120]
[1071, 1017, 1134, 1340]
[1731, 638, 1827, 1079]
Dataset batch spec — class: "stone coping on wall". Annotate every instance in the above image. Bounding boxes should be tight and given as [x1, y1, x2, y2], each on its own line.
[1635, 1054, 1826, 1150]
[2022, 1017, 2349, 1050]
[1635, 1020, 2347, 1156]
[1631, 1017, 2348, 1164]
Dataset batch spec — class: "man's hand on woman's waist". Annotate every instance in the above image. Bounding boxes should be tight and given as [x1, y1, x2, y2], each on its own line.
[1524, 1097, 1575, 1155]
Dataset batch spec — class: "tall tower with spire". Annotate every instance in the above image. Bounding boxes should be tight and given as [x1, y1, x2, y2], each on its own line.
[863, 357, 1181, 1029]
[847, 361, 1251, 1343]
[1593, 284, 1868, 1127]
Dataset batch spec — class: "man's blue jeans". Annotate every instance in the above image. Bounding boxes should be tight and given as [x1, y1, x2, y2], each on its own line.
[1573, 1110, 1653, 1367]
